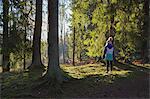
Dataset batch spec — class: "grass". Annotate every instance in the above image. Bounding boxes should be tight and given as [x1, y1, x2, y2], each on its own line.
[1, 62, 150, 98]
[1, 71, 37, 98]
[61, 63, 131, 82]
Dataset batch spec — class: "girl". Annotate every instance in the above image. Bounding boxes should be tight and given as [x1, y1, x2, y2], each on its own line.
[103, 37, 114, 73]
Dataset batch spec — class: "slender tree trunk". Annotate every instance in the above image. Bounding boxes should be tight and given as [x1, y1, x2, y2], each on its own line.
[23, 26, 27, 70]
[46, 0, 62, 83]
[60, 2, 66, 64]
[79, 29, 84, 62]
[29, 0, 44, 71]
[73, 27, 75, 66]
[142, 0, 149, 62]
[148, 0, 150, 63]
[63, 21, 66, 63]
[23, 0, 27, 70]
[79, 46, 82, 62]
[2, 0, 10, 72]
[110, 2, 115, 37]
[66, 31, 69, 60]
[106, 0, 115, 38]
[60, 7, 64, 63]
[63, 1, 66, 64]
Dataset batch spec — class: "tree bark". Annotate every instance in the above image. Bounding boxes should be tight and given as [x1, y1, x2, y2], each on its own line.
[23, 26, 27, 70]
[148, 0, 150, 63]
[142, 0, 149, 62]
[63, 20, 66, 63]
[73, 27, 75, 66]
[60, 2, 66, 64]
[23, 0, 27, 70]
[46, 0, 62, 83]
[29, 0, 44, 71]
[60, 6, 64, 63]
[2, 0, 10, 72]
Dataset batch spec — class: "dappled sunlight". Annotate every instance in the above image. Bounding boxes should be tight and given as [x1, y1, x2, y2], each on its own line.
[1, 63, 149, 98]
[61, 64, 131, 81]
[134, 64, 150, 69]
[111, 70, 131, 76]
[1, 71, 39, 98]
[0, 0, 149, 98]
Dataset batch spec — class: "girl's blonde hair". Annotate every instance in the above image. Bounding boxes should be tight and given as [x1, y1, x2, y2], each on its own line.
[107, 37, 113, 42]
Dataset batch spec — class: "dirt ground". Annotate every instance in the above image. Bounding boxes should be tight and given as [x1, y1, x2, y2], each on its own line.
[1, 63, 150, 99]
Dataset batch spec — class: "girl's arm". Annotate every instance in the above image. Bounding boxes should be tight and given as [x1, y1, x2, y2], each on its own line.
[103, 47, 107, 59]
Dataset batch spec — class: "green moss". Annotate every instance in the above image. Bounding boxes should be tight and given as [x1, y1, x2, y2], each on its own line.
[61, 64, 131, 80]
[1, 72, 38, 98]
[1, 63, 149, 98]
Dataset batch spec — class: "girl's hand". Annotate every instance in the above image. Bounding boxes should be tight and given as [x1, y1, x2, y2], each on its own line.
[103, 54, 105, 59]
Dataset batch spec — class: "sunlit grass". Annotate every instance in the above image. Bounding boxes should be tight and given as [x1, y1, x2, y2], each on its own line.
[136, 64, 150, 69]
[61, 64, 131, 80]
[2, 63, 147, 98]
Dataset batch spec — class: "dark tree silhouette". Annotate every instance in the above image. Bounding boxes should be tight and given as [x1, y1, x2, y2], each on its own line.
[29, 0, 45, 71]
[46, 0, 62, 83]
[2, 0, 10, 72]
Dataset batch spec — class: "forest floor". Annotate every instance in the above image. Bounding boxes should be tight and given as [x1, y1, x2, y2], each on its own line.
[1, 62, 150, 99]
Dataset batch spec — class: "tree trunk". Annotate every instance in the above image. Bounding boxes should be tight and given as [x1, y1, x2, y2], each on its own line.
[79, 52, 82, 62]
[73, 27, 75, 66]
[2, 0, 10, 72]
[60, 6, 64, 63]
[23, 0, 27, 70]
[23, 26, 27, 70]
[63, 20, 66, 63]
[79, 29, 84, 62]
[60, 2, 66, 64]
[46, 0, 62, 83]
[66, 31, 69, 60]
[142, 0, 149, 62]
[29, 0, 44, 71]
[109, 1, 115, 38]
[148, 0, 150, 63]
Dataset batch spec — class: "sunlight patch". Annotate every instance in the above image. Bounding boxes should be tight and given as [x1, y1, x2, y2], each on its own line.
[61, 64, 132, 80]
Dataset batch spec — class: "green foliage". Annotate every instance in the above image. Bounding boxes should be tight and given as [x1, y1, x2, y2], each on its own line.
[69, 0, 146, 61]
[85, 30, 106, 57]
[114, 1, 145, 59]
[1, 0, 35, 68]
[9, 40, 32, 69]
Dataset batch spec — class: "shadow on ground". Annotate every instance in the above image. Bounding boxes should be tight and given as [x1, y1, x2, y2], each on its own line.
[1, 62, 150, 98]
[60, 62, 149, 98]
